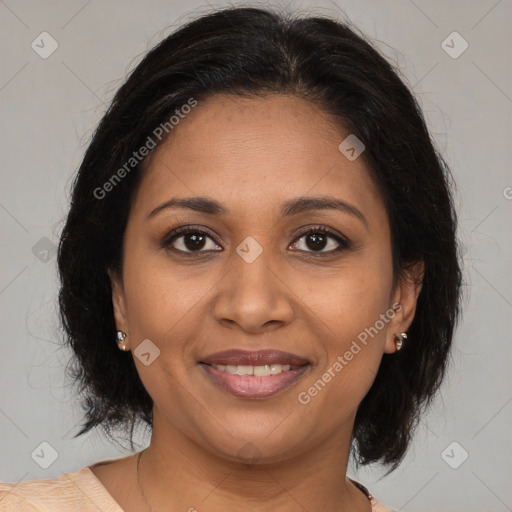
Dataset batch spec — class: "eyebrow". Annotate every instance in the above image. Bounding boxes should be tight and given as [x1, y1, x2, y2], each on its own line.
[148, 195, 368, 227]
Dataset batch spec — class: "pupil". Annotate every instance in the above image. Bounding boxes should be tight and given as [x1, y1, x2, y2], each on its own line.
[306, 233, 326, 251]
[185, 233, 206, 251]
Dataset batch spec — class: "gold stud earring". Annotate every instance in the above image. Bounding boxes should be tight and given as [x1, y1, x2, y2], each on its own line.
[116, 331, 129, 351]
[395, 332, 407, 351]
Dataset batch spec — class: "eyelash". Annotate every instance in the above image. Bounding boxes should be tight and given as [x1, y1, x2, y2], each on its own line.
[161, 224, 351, 258]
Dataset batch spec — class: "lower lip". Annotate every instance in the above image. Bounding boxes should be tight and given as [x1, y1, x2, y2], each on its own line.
[199, 363, 310, 398]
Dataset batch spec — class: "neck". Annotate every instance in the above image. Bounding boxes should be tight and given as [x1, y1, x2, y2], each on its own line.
[137, 408, 371, 512]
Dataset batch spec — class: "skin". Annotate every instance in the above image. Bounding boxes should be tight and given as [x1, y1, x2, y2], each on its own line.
[90, 94, 423, 512]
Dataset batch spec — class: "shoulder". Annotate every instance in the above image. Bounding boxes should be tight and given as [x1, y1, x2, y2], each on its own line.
[0, 466, 123, 512]
[349, 478, 395, 512]
[371, 497, 396, 512]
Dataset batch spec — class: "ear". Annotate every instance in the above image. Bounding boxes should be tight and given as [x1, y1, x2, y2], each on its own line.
[108, 268, 129, 346]
[383, 261, 424, 354]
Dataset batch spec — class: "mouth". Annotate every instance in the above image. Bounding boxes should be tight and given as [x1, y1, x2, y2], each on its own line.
[198, 349, 311, 398]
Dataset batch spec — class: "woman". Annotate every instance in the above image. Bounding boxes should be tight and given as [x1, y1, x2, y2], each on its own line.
[0, 6, 462, 511]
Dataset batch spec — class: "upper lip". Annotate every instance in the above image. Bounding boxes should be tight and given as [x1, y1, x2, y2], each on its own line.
[199, 349, 310, 367]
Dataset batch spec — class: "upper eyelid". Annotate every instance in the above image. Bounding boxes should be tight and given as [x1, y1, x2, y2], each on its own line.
[163, 224, 349, 250]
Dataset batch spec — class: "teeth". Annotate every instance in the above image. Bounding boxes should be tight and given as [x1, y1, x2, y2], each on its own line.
[213, 363, 293, 376]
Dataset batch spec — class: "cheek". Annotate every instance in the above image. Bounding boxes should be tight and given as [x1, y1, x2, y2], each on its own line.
[120, 257, 198, 418]
[296, 296, 392, 431]
[300, 249, 394, 346]
[302, 252, 394, 406]
[121, 245, 204, 342]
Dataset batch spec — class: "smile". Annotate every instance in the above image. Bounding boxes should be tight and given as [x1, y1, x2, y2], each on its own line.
[209, 363, 299, 376]
[199, 362, 310, 398]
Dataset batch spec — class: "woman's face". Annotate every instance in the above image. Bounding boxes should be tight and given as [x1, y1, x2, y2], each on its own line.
[111, 94, 418, 463]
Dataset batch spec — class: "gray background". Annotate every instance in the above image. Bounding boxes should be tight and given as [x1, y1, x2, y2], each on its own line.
[1, 0, 511, 510]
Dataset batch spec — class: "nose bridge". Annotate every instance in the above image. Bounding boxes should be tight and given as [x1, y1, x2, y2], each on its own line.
[231, 235, 278, 301]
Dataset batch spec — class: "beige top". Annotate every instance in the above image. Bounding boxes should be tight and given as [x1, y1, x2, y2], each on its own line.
[0, 467, 394, 511]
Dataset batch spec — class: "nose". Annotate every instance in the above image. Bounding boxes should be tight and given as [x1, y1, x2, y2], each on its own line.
[211, 243, 295, 334]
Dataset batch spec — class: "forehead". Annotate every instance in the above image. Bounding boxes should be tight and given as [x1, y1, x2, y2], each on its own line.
[132, 94, 385, 224]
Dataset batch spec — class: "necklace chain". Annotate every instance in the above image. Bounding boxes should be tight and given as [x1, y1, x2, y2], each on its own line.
[137, 450, 154, 512]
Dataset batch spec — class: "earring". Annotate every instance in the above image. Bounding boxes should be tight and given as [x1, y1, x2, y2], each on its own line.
[395, 332, 407, 351]
[116, 331, 129, 351]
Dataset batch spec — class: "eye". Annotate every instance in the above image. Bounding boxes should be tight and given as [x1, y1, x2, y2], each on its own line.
[162, 224, 351, 257]
[289, 226, 350, 255]
[162, 226, 221, 255]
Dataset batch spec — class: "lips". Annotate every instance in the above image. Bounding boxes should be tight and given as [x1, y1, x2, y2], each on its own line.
[199, 349, 310, 367]
[198, 349, 311, 398]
